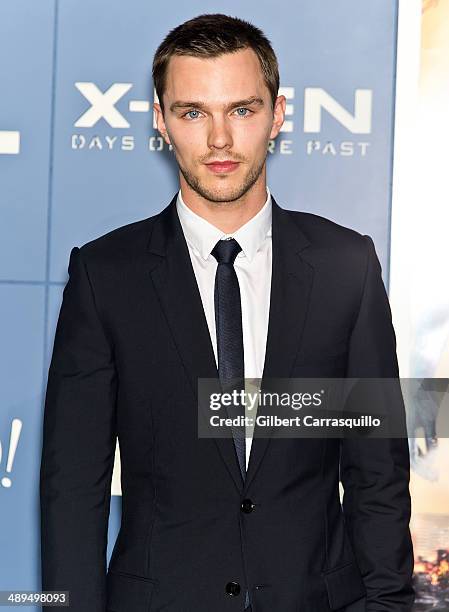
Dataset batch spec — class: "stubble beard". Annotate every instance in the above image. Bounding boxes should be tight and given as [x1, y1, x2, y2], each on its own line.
[176, 155, 267, 204]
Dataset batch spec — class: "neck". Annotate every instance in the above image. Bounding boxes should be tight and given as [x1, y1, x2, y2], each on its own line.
[179, 170, 268, 234]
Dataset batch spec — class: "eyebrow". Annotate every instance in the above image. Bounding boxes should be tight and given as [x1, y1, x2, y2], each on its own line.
[169, 96, 265, 113]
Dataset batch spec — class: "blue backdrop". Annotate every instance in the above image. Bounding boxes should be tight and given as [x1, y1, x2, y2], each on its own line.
[0, 0, 398, 607]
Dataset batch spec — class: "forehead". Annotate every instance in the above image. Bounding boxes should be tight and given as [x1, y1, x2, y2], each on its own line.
[164, 48, 268, 103]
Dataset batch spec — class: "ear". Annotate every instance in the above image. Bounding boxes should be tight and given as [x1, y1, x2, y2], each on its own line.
[269, 95, 286, 140]
[153, 102, 171, 145]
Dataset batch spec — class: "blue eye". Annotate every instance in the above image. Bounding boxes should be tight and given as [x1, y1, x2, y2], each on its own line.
[235, 108, 251, 117]
[185, 110, 201, 119]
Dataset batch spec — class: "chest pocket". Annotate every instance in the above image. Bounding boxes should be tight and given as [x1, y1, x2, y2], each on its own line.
[290, 347, 348, 378]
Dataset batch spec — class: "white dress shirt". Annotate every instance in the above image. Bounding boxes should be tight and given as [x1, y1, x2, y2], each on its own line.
[176, 187, 273, 470]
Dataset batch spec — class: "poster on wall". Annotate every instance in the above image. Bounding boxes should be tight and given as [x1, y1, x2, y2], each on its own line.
[393, 0, 449, 608]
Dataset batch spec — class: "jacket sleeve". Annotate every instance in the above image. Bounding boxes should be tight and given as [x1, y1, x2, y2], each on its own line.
[39, 246, 118, 611]
[340, 235, 415, 611]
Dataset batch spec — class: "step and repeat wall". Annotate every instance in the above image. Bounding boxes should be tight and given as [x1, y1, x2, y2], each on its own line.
[1, 0, 447, 609]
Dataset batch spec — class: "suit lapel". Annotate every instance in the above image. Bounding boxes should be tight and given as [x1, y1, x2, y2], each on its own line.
[244, 197, 313, 491]
[146, 194, 314, 494]
[147, 195, 245, 492]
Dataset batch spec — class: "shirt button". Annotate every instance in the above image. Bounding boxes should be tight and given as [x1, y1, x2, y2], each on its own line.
[241, 498, 255, 513]
[225, 581, 241, 596]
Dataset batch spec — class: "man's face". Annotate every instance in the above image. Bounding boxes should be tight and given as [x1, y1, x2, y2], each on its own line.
[154, 48, 285, 203]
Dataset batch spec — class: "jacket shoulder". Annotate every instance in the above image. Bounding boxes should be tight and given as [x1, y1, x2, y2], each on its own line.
[284, 209, 377, 286]
[285, 208, 368, 249]
[74, 209, 163, 266]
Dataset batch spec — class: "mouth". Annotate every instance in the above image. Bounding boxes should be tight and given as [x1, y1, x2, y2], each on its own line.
[205, 160, 240, 174]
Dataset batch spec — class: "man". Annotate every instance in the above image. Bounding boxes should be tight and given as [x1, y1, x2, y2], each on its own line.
[40, 13, 415, 612]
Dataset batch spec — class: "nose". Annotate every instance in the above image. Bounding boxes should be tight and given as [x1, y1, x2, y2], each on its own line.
[207, 114, 233, 150]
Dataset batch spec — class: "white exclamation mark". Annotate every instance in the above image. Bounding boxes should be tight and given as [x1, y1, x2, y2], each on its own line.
[1, 418, 23, 488]
[0, 131, 20, 154]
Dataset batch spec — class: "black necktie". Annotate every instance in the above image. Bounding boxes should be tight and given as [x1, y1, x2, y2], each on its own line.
[211, 237, 251, 611]
[211, 238, 246, 480]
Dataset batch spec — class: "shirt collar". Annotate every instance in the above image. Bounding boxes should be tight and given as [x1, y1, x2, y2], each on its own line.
[176, 186, 272, 262]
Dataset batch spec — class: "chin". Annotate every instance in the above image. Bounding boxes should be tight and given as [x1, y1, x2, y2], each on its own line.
[204, 186, 247, 203]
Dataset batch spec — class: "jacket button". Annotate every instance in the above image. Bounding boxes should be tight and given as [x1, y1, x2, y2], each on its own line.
[225, 581, 241, 596]
[241, 498, 255, 513]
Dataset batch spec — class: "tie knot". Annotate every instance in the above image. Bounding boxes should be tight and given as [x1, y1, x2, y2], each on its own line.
[211, 238, 242, 265]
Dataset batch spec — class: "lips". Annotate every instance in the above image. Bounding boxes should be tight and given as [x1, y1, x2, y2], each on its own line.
[205, 161, 240, 173]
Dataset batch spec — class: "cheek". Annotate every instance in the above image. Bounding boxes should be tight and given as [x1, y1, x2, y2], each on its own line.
[174, 128, 206, 158]
[233, 122, 271, 150]
[169, 134, 197, 164]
